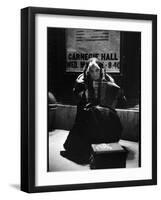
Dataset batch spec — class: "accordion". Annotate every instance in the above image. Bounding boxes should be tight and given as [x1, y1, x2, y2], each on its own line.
[92, 81, 121, 108]
[90, 143, 128, 170]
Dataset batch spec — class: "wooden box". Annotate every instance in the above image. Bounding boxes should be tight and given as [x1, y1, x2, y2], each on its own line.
[90, 143, 128, 170]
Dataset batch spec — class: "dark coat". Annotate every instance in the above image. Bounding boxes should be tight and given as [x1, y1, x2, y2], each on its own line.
[61, 73, 123, 164]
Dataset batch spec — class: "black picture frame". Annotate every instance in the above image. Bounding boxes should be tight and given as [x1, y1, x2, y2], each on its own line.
[21, 6, 157, 193]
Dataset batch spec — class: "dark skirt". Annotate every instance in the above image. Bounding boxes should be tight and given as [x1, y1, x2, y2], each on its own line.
[61, 105, 123, 164]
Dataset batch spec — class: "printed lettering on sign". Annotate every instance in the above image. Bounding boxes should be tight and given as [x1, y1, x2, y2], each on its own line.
[66, 29, 120, 73]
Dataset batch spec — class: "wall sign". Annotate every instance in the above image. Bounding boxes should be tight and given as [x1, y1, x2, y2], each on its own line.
[66, 28, 120, 73]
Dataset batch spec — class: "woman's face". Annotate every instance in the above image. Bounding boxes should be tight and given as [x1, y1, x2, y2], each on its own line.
[88, 61, 101, 81]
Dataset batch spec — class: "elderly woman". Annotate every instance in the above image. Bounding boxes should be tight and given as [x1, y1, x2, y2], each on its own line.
[61, 58, 123, 164]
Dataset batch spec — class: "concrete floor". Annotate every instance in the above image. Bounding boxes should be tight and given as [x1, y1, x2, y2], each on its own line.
[49, 129, 139, 172]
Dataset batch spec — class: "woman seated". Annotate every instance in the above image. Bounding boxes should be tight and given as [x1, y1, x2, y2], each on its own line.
[61, 57, 124, 164]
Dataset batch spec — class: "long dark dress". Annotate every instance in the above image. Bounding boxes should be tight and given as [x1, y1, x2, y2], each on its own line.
[61, 74, 123, 164]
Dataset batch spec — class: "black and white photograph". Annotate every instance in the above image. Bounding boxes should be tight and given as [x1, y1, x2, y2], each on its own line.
[0, 0, 160, 198]
[48, 27, 141, 172]
[20, 6, 157, 193]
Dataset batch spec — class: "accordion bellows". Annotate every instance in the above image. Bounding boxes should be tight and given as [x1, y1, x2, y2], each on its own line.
[75, 73, 121, 108]
[89, 80, 120, 108]
[99, 81, 120, 108]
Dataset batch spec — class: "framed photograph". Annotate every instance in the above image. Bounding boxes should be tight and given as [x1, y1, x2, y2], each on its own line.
[21, 7, 157, 193]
